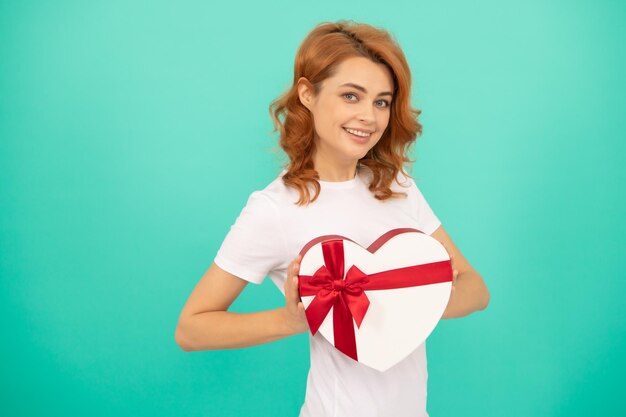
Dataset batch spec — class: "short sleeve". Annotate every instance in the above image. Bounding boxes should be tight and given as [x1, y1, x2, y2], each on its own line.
[214, 191, 286, 284]
[411, 181, 442, 235]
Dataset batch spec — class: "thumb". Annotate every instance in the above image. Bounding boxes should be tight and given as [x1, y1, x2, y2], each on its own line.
[287, 262, 301, 305]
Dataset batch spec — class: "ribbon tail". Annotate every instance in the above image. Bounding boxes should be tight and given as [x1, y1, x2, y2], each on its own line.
[344, 265, 370, 328]
[333, 295, 358, 361]
[304, 291, 337, 335]
[344, 292, 370, 328]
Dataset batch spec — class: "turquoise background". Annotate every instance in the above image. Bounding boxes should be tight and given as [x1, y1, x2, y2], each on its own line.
[1, 0, 624, 415]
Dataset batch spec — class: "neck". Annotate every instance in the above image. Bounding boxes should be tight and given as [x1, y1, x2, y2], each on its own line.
[312, 150, 358, 182]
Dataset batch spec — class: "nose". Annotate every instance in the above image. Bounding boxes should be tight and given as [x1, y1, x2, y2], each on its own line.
[357, 103, 375, 124]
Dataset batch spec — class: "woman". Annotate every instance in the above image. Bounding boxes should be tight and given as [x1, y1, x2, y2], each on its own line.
[175, 20, 490, 417]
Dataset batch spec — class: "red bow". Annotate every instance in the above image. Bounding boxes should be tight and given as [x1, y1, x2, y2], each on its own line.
[298, 239, 452, 361]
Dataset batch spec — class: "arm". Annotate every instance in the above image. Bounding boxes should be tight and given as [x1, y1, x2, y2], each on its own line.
[430, 225, 490, 319]
[175, 259, 308, 352]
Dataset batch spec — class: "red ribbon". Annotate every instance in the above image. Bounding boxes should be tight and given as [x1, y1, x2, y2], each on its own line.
[298, 239, 452, 361]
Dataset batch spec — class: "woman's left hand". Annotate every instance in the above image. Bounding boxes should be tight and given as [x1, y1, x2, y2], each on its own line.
[439, 240, 459, 292]
[431, 225, 490, 317]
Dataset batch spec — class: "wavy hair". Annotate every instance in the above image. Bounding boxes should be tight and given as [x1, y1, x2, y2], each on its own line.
[269, 20, 422, 205]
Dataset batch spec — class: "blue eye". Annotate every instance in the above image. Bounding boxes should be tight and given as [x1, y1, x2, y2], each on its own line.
[375, 99, 390, 108]
[343, 93, 358, 101]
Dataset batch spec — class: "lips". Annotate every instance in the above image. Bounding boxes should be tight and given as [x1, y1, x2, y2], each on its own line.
[343, 127, 373, 137]
[343, 127, 372, 144]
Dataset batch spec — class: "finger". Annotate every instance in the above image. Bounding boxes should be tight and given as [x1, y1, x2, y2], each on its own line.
[291, 256, 302, 275]
[287, 275, 299, 299]
[292, 262, 300, 288]
[290, 268, 302, 305]
[285, 256, 303, 307]
[287, 259, 297, 279]
[285, 267, 297, 304]
[286, 261, 299, 292]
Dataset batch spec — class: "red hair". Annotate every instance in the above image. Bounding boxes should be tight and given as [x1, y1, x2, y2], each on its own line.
[269, 20, 422, 205]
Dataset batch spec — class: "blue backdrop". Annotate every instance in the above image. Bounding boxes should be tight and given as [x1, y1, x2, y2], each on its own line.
[1, 1, 624, 415]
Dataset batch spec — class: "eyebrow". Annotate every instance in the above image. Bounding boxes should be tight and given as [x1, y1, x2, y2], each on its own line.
[339, 82, 393, 97]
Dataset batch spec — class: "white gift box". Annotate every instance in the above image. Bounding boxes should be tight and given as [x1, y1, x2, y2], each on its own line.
[298, 228, 453, 372]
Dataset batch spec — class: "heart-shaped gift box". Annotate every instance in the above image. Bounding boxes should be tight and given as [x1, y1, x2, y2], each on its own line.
[297, 228, 453, 371]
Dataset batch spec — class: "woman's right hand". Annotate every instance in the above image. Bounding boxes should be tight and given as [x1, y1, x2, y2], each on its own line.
[282, 254, 310, 335]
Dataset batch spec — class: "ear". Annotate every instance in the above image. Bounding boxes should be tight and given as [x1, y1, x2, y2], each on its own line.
[297, 77, 315, 110]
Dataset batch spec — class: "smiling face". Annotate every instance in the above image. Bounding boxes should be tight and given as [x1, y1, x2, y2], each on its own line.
[298, 56, 395, 173]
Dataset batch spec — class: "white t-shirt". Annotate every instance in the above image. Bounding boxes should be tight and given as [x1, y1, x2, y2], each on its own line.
[214, 167, 441, 417]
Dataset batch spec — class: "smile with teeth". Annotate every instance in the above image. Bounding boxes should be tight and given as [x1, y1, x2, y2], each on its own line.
[343, 127, 372, 138]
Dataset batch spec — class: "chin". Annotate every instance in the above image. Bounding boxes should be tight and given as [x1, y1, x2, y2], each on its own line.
[356, 149, 371, 160]
[342, 147, 372, 163]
